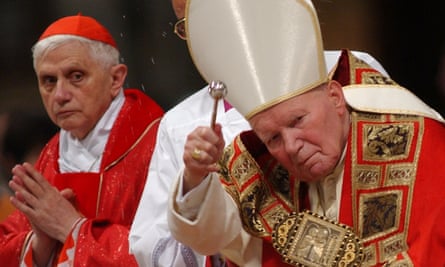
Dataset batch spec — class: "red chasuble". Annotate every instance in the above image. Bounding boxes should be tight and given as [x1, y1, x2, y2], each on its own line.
[0, 89, 163, 266]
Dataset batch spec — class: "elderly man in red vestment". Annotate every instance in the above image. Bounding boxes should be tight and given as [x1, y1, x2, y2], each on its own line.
[166, 0, 445, 266]
[0, 14, 163, 266]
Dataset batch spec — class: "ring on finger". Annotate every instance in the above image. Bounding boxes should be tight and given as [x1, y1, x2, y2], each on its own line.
[191, 148, 202, 160]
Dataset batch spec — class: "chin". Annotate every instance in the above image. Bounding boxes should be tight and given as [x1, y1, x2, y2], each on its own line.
[297, 163, 332, 182]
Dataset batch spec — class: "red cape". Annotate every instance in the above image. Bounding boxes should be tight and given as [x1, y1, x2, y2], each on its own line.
[0, 89, 163, 266]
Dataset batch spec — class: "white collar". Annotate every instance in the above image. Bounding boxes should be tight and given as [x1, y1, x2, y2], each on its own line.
[58, 90, 125, 173]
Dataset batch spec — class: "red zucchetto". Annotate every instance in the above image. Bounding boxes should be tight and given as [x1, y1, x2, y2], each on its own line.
[38, 13, 117, 49]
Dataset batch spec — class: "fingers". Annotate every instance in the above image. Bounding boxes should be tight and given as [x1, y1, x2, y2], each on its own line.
[10, 164, 45, 200]
[9, 162, 62, 213]
[9, 176, 42, 216]
[22, 162, 49, 186]
[190, 147, 201, 159]
[8, 163, 81, 242]
[182, 125, 225, 191]
[60, 188, 75, 199]
[60, 188, 76, 205]
[9, 174, 39, 208]
[9, 189, 33, 213]
[184, 125, 225, 165]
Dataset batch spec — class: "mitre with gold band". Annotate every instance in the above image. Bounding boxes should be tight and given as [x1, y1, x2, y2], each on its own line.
[185, 0, 327, 119]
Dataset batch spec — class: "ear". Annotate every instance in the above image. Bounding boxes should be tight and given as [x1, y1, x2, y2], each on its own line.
[110, 64, 128, 97]
[327, 80, 347, 112]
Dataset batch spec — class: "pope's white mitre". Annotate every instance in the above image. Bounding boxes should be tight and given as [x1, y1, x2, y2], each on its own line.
[185, 0, 327, 119]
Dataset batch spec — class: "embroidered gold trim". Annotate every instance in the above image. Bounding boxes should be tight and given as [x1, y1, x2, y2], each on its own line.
[384, 251, 413, 267]
[351, 112, 423, 264]
[361, 244, 377, 266]
[346, 49, 398, 87]
[354, 165, 381, 189]
[358, 190, 402, 242]
[219, 134, 296, 237]
[362, 122, 414, 162]
[386, 259, 414, 267]
[385, 163, 415, 187]
[272, 210, 363, 267]
[380, 233, 408, 262]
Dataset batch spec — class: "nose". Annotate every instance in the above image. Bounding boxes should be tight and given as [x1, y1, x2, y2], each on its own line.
[53, 80, 71, 104]
[282, 128, 303, 155]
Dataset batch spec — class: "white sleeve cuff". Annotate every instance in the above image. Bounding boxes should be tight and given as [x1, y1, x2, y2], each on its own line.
[175, 174, 212, 220]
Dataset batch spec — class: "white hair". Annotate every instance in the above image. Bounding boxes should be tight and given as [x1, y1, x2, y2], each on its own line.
[32, 35, 120, 70]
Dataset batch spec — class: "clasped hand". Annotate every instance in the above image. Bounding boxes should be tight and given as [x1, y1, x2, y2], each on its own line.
[9, 162, 82, 244]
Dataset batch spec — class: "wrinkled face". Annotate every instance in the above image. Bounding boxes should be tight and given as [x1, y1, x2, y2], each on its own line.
[249, 81, 350, 182]
[35, 41, 123, 139]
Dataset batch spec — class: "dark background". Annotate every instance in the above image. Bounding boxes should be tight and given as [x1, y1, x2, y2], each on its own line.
[1, 0, 444, 117]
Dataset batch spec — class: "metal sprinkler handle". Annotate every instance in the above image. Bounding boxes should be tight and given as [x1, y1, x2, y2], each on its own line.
[208, 80, 228, 129]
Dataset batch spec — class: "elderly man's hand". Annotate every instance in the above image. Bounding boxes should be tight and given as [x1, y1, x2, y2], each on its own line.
[182, 124, 225, 193]
[9, 163, 82, 243]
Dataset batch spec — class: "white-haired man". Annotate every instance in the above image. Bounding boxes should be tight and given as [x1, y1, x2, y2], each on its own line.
[1, 14, 164, 266]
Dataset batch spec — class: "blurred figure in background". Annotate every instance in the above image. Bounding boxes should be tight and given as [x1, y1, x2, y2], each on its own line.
[0, 110, 58, 221]
[2, 110, 58, 171]
[436, 46, 445, 117]
[0, 112, 13, 221]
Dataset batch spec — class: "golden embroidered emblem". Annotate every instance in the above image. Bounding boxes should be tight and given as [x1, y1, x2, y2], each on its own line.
[360, 191, 401, 240]
[363, 123, 414, 161]
[272, 210, 364, 267]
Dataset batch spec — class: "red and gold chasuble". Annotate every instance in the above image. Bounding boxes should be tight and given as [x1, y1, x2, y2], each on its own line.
[218, 51, 445, 266]
[220, 112, 445, 267]
[0, 89, 163, 267]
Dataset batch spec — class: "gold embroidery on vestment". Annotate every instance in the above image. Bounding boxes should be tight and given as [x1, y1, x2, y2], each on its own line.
[351, 112, 422, 265]
[362, 123, 414, 161]
[358, 190, 402, 241]
[380, 233, 408, 262]
[384, 251, 414, 267]
[354, 165, 381, 189]
[219, 135, 295, 237]
[272, 211, 363, 267]
[361, 244, 377, 266]
[385, 164, 415, 186]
